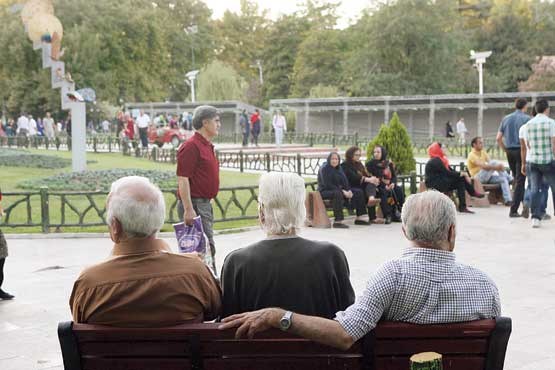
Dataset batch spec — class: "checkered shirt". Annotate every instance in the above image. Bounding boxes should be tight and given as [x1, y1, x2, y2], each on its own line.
[524, 114, 555, 164]
[334, 247, 501, 341]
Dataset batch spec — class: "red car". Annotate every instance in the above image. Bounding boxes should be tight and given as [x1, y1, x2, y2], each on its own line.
[148, 127, 192, 147]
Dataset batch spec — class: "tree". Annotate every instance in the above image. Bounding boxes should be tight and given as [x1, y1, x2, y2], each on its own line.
[291, 29, 345, 97]
[197, 60, 246, 101]
[261, 14, 310, 102]
[342, 0, 475, 96]
[474, 0, 537, 91]
[366, 113, 416, 175]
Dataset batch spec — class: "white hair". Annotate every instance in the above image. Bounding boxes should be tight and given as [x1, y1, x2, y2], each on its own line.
[258, 172, 306, 234]
[106, 176, 166, 238]
[401, 190, 456, 245]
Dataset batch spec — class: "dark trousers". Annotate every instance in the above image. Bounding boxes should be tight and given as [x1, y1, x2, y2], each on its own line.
[349, 188, 368, 217]
[251, 132, 259, 146]
[139, 127, 148, 148]
[320, 190, 345, 221]
[428, 177, 475, 210]
[242, 132, 249, 146]
[0, 258, 5, 289]
[506, 148, 526, 214]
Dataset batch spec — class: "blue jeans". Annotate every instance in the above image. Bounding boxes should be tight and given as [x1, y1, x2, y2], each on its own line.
[527, 162, 555, 220]
[476, 169, 512, 202]
[523, 181, 548, 216]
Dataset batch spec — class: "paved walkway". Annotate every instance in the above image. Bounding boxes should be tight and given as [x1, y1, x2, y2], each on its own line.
[1, 204, 554, 370]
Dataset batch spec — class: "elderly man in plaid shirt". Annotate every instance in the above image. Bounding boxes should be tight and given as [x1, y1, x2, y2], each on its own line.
[220, 190, 501, 349]
[521, 99, 555, 228]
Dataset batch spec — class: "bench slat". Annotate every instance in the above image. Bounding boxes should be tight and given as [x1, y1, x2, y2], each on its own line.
[80, 340, 362, 357]
[375, 338, 488, 355]
[374, 320, 495, 338]
[82, 358, 191, 370]
[204, 357, 364, 370]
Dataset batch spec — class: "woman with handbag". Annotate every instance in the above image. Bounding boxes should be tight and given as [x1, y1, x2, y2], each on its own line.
[0, 188, 15, 300]
[366, 145, 405, 224]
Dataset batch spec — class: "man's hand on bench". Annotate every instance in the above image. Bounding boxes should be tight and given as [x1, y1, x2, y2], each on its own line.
[219, 308, 283, 339]
[219, 308, 356, 351]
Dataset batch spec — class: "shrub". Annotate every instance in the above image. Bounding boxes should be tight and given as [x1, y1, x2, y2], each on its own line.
[366, 112, 416, 174]
[0, 149, 71, 169]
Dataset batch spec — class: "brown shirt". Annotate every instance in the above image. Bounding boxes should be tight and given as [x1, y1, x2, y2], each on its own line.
[69, 238, 221, 327]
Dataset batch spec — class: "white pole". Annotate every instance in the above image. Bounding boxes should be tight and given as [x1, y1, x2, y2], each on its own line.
[69, 102, 87, 172]
[478, 62, 484, 95]
[191, 77, 196, 103]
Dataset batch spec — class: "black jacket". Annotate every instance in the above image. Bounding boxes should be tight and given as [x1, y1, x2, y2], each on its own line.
[221, 237, 355, 319]
[424, 157, 461, 191]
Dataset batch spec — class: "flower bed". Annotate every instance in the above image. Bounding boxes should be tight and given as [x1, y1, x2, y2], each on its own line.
[17, 169, 177, 191]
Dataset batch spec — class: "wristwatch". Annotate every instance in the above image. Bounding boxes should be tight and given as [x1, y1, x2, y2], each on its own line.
[279, 310, 293, 331]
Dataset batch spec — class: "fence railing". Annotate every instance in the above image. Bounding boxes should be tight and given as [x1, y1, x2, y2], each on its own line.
[0, 175, 428, 232]
[0, 134, 122, 153]
[1, 132, 506, 160]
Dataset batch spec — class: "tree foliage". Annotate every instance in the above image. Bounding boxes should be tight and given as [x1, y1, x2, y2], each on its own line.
[1, 0, 555, 119]
[367, 113, 416, 174]
[197, 60, 245, 101]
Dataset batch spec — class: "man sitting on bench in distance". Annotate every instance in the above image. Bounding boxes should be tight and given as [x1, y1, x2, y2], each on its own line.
[220, 191, 501, 350]
[69, 176, 221, 327]
[467, 136, 513, 206]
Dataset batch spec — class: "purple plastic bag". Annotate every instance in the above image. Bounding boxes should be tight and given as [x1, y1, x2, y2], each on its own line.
[173, 216, 207, 254]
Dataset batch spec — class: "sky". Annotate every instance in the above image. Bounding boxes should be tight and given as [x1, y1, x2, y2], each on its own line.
[202, 0, 374, 28]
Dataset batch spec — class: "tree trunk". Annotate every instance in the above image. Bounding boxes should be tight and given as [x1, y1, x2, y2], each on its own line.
[410, 352, 443, 370]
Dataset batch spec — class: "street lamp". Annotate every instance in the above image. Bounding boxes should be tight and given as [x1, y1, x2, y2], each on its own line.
[184, 24, 198, 69]
[250, 59, 263, 85]
[470, 50, 492, 95]
[185, 70, 200, 103]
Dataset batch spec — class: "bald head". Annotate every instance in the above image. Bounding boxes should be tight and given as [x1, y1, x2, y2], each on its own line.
[107, 176, 166, 238]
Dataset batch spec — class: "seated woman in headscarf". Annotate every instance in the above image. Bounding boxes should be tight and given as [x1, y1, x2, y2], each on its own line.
[366, 145, 405, 224]
[318, 152, 369, 228]
[341, 146, 380, 220]
[425, 142, 484, 214]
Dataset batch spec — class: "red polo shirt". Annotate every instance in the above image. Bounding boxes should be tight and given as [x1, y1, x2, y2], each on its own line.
[176, 132, 219, 199]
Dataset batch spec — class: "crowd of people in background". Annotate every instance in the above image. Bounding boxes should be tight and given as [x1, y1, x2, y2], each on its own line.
[0, 111, 71, 140]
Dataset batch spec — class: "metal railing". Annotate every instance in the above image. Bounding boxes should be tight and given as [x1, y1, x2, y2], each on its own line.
[0, 175, 426, 232]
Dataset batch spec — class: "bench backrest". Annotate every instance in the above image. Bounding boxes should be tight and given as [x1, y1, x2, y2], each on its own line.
[58, 317, 511, 370]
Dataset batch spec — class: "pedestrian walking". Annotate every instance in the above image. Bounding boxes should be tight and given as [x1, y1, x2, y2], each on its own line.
[456, 118, 467, 145]
[0, 188, 15, 300]
[176, 105, 221, 272]
[272, 110, 287, 147]
[250, 109, 261, 147]
[497, 98, 531, 217]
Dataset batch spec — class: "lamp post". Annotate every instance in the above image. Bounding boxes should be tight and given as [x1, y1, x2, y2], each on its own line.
[184, 24, 198, 69]
[470, 50, 492, 137]
[470, 50, 492, 95]
[185, 70, 200, 103]
[250, 59, 263, 85]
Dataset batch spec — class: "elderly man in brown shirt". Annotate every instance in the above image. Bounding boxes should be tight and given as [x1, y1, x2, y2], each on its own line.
[69, 176, 221, 327]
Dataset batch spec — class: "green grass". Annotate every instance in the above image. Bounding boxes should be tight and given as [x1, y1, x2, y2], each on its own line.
[0, 149, 265, 233]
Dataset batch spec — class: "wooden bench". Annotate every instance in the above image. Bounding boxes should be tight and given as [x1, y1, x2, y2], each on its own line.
[58, 317, 511, 370]
[419, 179, 494, 208]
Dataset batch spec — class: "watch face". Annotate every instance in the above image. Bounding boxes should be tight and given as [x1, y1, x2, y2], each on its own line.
[280, 317, 291, 330]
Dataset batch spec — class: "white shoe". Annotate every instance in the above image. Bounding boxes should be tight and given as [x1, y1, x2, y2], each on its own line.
[532, 218, 541, 228]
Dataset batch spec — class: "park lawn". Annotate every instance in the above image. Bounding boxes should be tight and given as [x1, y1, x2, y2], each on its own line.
[1, 149, 313, 233]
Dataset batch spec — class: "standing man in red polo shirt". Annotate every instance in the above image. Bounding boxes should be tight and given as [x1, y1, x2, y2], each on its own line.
[177, 106, 220, 271]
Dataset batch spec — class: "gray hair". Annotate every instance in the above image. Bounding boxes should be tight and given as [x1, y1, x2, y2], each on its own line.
[106, 176, 166, 238]
[258, 172, 306, 234]
[192, 105, 219, 130]
[401, 190, 456, 245]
